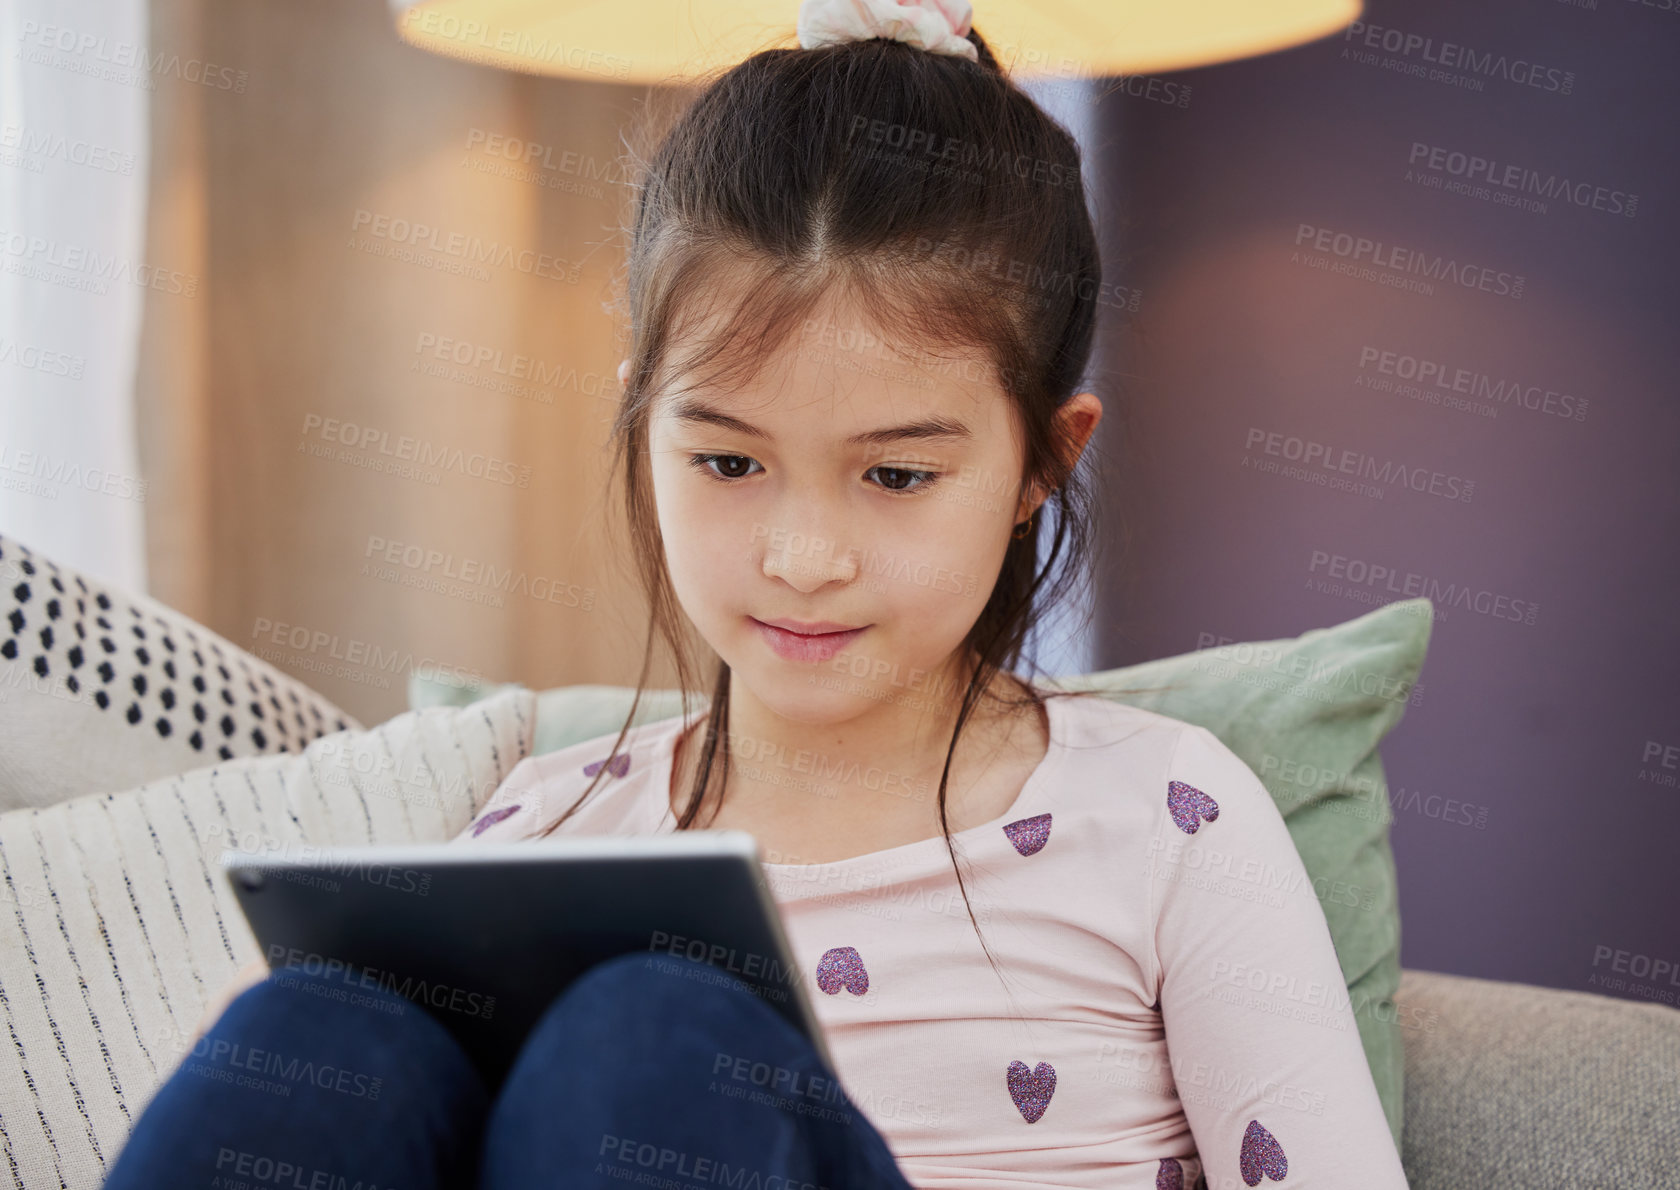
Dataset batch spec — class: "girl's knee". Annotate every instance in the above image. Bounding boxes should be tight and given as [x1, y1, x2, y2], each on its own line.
[529, 951, 806, 1057]
[499, 951, 830, 1129]
[221, 965, 473, 1071]
[201, 965, 488, 1116]
[569, 950, 770, 1014]
[248, 963, 415, 1018]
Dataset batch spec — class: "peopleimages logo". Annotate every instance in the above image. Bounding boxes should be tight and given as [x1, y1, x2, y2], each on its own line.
[1339, 20, 1576, 95]
[0, 444, 147, 502]
[1292, 223, 1525, 299]
[349, 209, 581, 283]
[0, 123, 138, 175]
[1354, 345, 1590, 422]
[1406, 142, 1637, 219]
[265, 945, 497, 1020]
[846, 116, 1083, 191]
[0, 228, 200, 297]
[1244, 427, 1476, 504]
[362, 533, 597, 611]
[14, 19, 249, 91]
[299, 413, 532, 488]
[910, 236, 1143, 313]
[185, 1035, 382, 1099]
[395, 9, 632, 79]
[1307, 550, 1538, 626]
[461, 128, 628, 189]
[0, 336, 85, 380]
[411, 331, 616, 402]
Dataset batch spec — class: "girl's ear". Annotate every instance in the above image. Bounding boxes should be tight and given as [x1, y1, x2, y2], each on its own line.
[1018, 392, 1103, 521]
[618, 358, 632, 388]
[1016, 478, 1044, 524]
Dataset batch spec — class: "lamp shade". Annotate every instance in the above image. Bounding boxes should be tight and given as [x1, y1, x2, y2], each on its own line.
[389, 0, 1363, 84]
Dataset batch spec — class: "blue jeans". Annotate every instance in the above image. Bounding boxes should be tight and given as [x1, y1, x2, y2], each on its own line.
[104, 951, 916, 1189]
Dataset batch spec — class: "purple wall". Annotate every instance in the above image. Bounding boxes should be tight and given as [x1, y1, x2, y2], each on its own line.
[1085, 0, 1679, 1002]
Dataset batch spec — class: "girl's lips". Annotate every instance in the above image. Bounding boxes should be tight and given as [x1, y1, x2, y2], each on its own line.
[750, 617, 868, 664]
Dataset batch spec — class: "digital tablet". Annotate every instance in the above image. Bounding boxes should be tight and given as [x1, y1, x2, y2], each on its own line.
[218, 830, 834, 1086]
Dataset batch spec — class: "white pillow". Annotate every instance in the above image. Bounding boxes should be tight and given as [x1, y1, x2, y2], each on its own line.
[0, 686, 534, 1189]
[0, 531, 363, 812]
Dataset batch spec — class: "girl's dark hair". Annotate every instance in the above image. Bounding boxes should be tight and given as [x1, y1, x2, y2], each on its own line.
[541, 25, 1168, 996]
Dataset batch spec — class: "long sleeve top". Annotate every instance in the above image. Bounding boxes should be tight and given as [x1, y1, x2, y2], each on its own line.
[452, 689, 1410, 1190]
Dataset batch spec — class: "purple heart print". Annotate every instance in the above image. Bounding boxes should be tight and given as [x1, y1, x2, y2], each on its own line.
[1167, 780, 1220, 834]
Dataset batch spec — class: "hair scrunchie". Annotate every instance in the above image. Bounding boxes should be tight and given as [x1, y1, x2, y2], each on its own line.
[796, 0, 980, 62]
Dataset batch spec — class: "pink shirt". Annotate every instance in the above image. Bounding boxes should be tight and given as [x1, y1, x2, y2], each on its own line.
[453, 691, 1410, 1190]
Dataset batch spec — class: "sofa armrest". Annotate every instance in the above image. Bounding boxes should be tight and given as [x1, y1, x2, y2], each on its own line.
[1394, 966, 1680, 1188]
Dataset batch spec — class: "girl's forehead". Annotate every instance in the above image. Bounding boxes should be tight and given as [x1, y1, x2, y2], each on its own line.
[645, 273, 1016, 441]
[652, 358, 1010, 441]
[657, 271, 999, 392]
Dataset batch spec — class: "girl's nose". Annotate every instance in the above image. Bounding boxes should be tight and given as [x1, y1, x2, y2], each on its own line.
[761, 528, 860, 593]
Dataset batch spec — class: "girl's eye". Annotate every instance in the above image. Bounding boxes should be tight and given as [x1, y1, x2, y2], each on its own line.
[686, 454, 941, 494]
[865, 465, 939, 494]
[688, 453, 762, 481]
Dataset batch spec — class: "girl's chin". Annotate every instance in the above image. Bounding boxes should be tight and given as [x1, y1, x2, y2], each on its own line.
[724, 653, 870, 711]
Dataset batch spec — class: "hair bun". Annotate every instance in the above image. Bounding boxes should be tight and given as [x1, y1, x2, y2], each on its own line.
[796, 0, 981, 63]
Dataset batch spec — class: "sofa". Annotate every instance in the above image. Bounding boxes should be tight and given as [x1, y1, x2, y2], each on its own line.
[0, 529, 1675, 1189]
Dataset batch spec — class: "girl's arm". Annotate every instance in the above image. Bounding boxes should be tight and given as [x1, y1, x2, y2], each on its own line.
[1149, 725, 1409, 1188]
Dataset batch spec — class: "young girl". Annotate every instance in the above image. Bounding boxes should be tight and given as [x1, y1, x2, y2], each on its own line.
[106, 2, 1410, 1188]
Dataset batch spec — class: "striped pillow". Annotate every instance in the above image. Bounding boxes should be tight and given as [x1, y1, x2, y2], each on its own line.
[0, 686, 534, 1189]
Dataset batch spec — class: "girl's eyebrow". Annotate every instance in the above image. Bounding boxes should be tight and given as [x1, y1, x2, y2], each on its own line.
[668, 397, 972, 447]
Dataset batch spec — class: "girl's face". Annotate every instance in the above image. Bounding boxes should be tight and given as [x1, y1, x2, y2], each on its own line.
[646, 291, 1039, 726]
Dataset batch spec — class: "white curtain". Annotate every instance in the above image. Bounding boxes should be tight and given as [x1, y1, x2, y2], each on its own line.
[1019, 74, 1098, 680]
[0, 0, 150, 590]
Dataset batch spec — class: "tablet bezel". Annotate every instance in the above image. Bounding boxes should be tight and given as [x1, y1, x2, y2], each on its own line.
[218, 830, 838, 1078]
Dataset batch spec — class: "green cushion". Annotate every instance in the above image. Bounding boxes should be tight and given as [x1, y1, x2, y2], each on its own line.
[408, 596, 1431, 1149]
[407, 677, 693, 758]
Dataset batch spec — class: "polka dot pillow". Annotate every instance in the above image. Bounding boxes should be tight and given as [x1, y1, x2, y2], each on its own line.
[0, 531, 360, 812]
